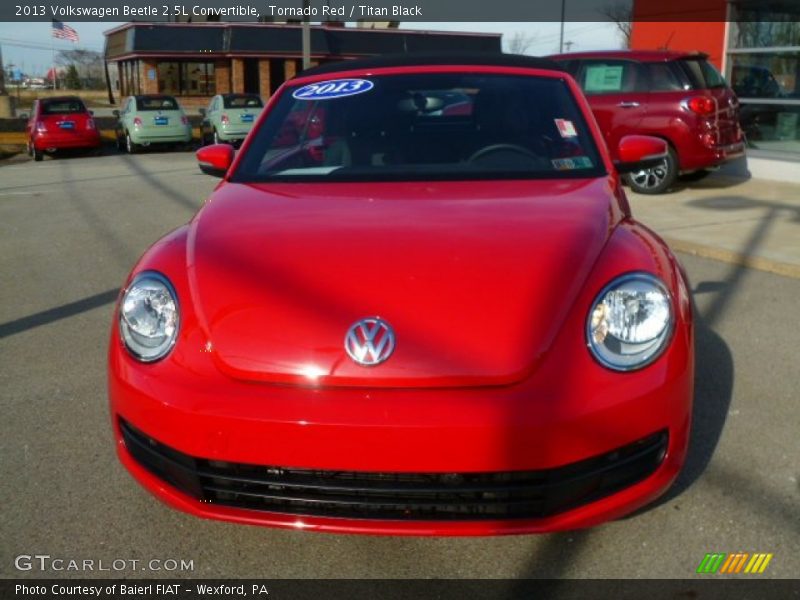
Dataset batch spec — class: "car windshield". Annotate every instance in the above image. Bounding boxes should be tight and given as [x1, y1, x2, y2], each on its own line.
[223, 94, 263, 109]
[136, 96, 179, 111]
[232, 72, 604, 183]
[41, 99, 86, 114]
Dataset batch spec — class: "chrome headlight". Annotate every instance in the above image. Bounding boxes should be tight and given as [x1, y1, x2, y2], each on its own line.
[119, 272, 179, 362]
[587, 272, 673, 371]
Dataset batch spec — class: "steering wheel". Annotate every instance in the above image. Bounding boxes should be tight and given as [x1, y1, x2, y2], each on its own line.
[468, 143, 540, 163]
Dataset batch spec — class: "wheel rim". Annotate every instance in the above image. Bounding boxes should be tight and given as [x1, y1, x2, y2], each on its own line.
[630, 159, 669, 190]
[213, 131, 219, 144]
[126, 134, 132, 153]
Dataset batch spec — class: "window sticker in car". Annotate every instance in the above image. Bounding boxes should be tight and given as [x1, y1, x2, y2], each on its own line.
[584, 65, 624, 93]
[555, 119, 578, 137]
[552, 156, 594, 171]
[292, 79, 374, 101]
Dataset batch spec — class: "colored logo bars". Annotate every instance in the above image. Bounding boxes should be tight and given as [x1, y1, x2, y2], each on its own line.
[697, 553, 773, 574]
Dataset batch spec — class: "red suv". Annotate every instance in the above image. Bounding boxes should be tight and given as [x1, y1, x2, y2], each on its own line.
[550, 51, 744, 194]
[25, 96, 101, 161]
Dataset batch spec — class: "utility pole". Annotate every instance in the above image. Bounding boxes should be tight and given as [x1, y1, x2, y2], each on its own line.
[301, 0, 311, 70]
[559, 0, 566, 53]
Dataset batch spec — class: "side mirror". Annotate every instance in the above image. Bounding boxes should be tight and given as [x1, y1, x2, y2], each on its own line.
[615, 135, 669, 174]
[198, 108, 206, 117]
[196, 143, 235, 178]
[112, 109, 120, 118]
[19, 112, 29, 120]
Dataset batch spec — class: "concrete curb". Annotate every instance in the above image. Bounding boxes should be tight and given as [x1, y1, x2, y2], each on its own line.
[669, 237, 800, 280]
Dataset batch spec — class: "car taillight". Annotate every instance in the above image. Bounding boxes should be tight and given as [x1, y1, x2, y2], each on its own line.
[86, 118, 96, 130]
[220, 114, 229, 125]
[687, 96, 716, 116]
[181, 115, 189, 125]
[133, 117, 143, 127]
[35, 121, 47, 133]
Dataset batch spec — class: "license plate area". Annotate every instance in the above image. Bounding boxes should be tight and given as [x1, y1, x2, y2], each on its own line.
[154, 116, 169, 126]
[58, 121, 75, 130]
[240, 114, 254, 123]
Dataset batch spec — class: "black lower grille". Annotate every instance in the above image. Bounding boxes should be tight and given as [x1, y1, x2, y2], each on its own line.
[120, 419, 667, 521]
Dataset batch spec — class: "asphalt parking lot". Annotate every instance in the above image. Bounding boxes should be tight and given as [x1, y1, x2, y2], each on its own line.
[0, 151, 798, 579]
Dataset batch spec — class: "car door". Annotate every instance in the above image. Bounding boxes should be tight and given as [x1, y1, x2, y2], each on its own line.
[574, 59, 649, 160]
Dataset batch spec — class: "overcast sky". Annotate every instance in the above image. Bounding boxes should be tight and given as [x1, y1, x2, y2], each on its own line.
[0, 21, 622, 76]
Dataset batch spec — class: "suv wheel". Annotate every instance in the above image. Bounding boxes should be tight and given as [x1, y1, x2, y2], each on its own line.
[626, 147, 678, 195]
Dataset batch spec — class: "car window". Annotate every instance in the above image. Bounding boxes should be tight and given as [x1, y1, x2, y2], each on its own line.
[232, 72, 605, 183]
[648, 62, 690, 92]
[678, 59, 727, 90]
[40, 99, 86, 114]
[136, 96, 179, 111]
[577, 60, 645, 95]
[223, 95, 264, 109]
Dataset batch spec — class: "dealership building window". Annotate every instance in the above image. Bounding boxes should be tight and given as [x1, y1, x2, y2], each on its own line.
[157, 62, 216, 96]
[727, 11, 800, 156]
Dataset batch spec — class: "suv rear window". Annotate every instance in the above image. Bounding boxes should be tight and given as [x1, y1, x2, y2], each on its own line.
[233, 72, 604, 183]
[41, 99, 86, 114]
[678, 59, 727, 89]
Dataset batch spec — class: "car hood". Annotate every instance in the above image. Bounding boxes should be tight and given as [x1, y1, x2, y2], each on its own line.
[188, 178, 618, 388]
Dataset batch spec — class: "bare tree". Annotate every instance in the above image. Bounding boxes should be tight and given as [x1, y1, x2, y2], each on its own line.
[505, 31, 537, 55]
[55, 48, 104, 89]
[599, 1, 633, 49]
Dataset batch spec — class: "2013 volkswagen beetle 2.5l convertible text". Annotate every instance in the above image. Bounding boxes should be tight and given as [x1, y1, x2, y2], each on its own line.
[108, 54, 694, 535]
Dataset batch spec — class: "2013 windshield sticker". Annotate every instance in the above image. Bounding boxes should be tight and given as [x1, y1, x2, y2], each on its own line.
[292, 79, 374, 100]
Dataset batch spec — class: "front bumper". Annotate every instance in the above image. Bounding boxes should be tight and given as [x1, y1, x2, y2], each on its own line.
[109, 331, 692, 535]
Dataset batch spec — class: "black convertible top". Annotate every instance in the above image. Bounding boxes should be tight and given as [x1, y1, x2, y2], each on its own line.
[297, 52, 564, 78]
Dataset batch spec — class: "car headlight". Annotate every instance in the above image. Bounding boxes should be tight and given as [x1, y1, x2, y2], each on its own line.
[587, 272, 673, 371]
[119, 272, 179, 362]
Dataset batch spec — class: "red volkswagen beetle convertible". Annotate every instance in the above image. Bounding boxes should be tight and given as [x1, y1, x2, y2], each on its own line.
[109, 54, 694, 535]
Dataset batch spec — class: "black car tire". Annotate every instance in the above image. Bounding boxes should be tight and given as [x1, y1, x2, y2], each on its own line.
[33, 146, 43, 162]
[625, 147, 679, 195]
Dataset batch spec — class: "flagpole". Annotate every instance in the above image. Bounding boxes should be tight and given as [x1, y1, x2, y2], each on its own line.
[51, 27, 57, 91]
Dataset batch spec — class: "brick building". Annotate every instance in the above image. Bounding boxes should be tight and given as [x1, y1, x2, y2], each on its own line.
[103, 22, 501, 107]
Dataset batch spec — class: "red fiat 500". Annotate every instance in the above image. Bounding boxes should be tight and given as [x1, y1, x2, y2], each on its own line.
[549, 51, 745, 194]
[109, 54, 694, 535]
[26, 96, 101, 161]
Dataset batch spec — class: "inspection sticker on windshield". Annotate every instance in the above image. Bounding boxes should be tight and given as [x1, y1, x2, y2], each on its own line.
[552, 156, 593, 171]
[292, 79, 374, 101]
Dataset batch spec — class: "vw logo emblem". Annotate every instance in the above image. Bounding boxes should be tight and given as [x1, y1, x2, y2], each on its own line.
[344, 318, 395, 366]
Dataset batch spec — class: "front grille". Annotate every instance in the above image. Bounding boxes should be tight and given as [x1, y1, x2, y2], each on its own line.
[120, 419, 667, 521]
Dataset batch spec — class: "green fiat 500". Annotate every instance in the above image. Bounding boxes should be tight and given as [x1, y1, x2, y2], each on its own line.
[200, 93, 264, 146]
[114, 95, 192, 153]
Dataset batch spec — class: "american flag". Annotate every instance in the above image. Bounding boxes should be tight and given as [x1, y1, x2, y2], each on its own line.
[51, 20, 79, 42]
